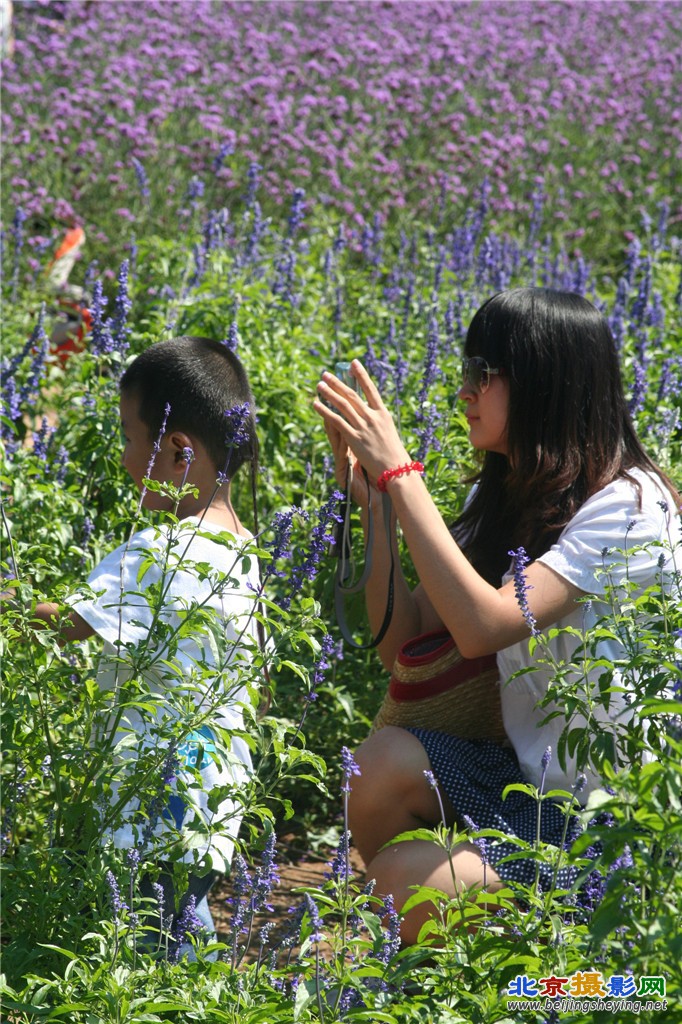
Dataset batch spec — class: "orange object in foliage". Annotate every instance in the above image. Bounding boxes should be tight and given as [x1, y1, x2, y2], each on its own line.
[50, 300, 92, 365]
[46, 225, 86, 291]
[45, 225, 91, 365]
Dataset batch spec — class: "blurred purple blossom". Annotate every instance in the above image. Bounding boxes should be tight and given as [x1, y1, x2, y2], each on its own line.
[509, 547, 540, 638]
[340, 745, 361, 795]
[4, 3, 680, 234]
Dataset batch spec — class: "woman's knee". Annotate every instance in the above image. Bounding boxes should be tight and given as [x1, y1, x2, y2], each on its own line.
[352, 727, 430, 803]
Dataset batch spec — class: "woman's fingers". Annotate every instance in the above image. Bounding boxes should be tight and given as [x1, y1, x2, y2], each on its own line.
[349, 359, 386, 411]
[317, 375, 366, 429]
[314, 363, 412, 482]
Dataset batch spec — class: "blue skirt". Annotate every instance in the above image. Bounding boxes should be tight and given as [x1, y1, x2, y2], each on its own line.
[410, 729, 586, 893]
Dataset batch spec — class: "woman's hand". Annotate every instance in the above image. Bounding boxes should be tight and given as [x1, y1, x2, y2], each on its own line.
[319, 406, 373, 508]
[314, 360, 412, 495]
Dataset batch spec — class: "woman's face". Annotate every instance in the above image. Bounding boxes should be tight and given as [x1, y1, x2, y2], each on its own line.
[458, 364, 510, 455]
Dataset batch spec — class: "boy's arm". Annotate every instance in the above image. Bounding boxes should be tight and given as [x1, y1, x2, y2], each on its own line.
[32, 602, 96, 642]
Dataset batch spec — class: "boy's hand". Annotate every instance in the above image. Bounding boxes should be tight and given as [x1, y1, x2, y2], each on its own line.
[32, 603, 95, 643]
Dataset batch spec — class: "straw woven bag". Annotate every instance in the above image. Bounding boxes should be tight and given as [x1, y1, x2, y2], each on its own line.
[371, 630, 507, 744]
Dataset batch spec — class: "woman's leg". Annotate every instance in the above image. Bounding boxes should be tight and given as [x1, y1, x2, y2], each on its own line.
[349, 727, 449, 863]
[366, 839, 501, 946]
[349, 727, 501, 945]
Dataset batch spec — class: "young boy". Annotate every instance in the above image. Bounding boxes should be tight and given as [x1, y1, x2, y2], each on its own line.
[32, 335, 262, 949]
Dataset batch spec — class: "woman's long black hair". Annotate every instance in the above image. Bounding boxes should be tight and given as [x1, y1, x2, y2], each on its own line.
[452, 288, 679, 585]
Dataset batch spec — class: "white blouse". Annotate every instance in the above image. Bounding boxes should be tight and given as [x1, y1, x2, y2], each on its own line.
[497, 469, 680, 803]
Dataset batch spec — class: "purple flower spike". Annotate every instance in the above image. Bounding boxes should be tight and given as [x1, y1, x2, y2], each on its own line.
[509, 547, 540, 637]
[303, 892, 323, 943]
[340, 746, 361, 794]
[106, 869, 127, 922]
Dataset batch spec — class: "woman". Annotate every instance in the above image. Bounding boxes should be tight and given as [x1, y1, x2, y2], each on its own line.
[314, 287, 680, 945]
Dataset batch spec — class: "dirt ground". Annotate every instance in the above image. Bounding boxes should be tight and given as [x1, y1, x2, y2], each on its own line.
[209, 833, 365, 961]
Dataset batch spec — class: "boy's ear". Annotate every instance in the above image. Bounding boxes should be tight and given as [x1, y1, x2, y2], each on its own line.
[168, 431, 195, 468]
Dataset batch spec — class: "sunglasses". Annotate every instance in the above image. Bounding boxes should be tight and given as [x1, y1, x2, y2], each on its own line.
[461, 356, 505, 394]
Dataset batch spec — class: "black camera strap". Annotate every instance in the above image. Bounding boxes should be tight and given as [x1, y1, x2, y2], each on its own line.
[333, 466, 395, 649]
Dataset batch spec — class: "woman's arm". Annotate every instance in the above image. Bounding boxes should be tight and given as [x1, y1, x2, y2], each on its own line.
[379, 471, 582, 656]
[315, 361, 583, 658]
[320, 398, 438, 669]
[359, 492, 445, 669]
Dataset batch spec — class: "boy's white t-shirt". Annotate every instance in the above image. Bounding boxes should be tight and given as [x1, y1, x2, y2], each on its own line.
[69, 516, 261, 870]
[497, 469, 680, 803]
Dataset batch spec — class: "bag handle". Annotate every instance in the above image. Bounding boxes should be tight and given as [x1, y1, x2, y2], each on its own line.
[333, 466, 395, 649]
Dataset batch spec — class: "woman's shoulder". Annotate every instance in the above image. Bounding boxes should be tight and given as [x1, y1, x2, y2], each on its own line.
[556, 467, 680, 557]
[538, 469, 679, 593]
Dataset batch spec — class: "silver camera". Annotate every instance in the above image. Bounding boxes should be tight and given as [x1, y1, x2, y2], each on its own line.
[335, 361, 359, 393]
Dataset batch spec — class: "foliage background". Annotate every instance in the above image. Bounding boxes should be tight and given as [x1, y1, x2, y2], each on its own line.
[1, 1, 681, 1021]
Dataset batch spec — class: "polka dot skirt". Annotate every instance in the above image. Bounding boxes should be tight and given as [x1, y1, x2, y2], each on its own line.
[410, 728, 585, 892]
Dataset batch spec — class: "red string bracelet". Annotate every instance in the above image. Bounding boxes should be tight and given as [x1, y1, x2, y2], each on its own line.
[376, 461, 425, 492]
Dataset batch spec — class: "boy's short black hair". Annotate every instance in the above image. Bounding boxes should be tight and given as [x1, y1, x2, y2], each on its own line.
[120, 336, 258, 476]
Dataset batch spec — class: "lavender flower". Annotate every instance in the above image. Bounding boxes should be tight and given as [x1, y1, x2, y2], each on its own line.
[326, 829, 351, 883]
[32, 417, 54, 462]
[90, 280, 114, 356]
[539, 745, 552, 795]
[226, 853, 252, 948]
[11, 206, 27, 301]
[151, 880, 166, 925]
[287, 491, 343, 599]
[170, 894, 203, 959]
[310, 631, 335, 700]
[224, 319, 239, 352]
[243, 200, 264, 266]
[245, 161, 262, 210]
[458, 819, 485, 868]
[287, 187, 306, 236]
[54, 445, 69, 484]
[628, 360, 648, 418]
[1, 308, 40, 388]
[341, 746, 361, 794]
[111, 259, 132, 355]
[277, 899, 307, 953]
[139, 741, 178, 849]
[185, 175, 205, 206]
[573, 773, 587, 795]
[216, 403, 252, 484]
[106, 869, 127, 922]
[376, 893, 401, 964]
[143, 402, 171, 483]
[16, 308, 49, 409]
[267, 506, 304, 578]
[252, 832, 280, 914]
[461, 813, 490, 876]
[131, 157, 150, 202]
[509, 547, 540, 637]
[187, 241, 205, 291]
[223, 402, 251, 450]
[303, 892, 323, 943]
[212, 141, 234, 174]
[0, 762, 28, 855]
[271, 246, 297, 305]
